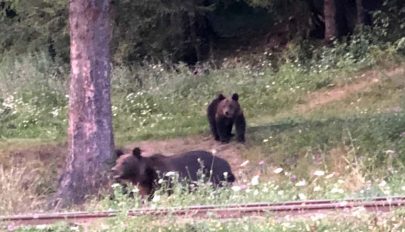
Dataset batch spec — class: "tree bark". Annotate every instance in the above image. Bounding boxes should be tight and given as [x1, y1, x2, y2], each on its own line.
[356, 0, 364, 26]
[188, 12, 201, 62]
[324, 0, 337, 42]
[55, 0, 114, 207]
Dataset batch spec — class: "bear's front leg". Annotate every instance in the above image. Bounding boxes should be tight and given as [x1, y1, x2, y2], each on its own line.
[209, 117, 220, 141]
[216, 118, 232, 143]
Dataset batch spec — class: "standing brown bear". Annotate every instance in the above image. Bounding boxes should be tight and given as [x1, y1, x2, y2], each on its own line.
[111, 147, 236, 198]
[207, 93, 246, 143]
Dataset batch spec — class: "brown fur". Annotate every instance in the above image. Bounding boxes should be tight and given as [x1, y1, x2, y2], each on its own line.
[111, 147, 236, 198]
[207, 93, 246, 143]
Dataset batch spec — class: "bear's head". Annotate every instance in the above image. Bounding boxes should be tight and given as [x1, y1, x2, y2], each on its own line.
[111, 147, 149, 184]
[217, 93, 241, 118]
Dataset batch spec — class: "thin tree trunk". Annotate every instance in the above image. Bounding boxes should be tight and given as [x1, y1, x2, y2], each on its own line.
[356, 0, 364, 26]
[54, 0, 114, 207]
[324, 0, 337, 42]
[188, 12, 201, 62]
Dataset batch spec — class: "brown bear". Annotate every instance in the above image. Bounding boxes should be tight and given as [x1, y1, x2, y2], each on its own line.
[111, 147, 236, 198]
[207, 93, 246, 143]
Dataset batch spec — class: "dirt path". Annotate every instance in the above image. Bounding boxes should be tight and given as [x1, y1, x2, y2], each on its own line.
[296, 67, 404, 113]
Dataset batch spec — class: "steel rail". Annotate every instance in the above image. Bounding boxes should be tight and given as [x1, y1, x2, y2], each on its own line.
[1, 196, 404, 227]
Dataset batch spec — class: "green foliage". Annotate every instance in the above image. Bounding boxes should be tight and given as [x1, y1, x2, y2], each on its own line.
[253, 112, 405, 176]
[0, 0, 68, 62]
[8, 171, 405, 230]
[95, 167, 404, 211]
[12, 223, 80, 232]
[1, 0, 404, 65]
[0, 53, 68, 139]
[372, 0, 405, 42]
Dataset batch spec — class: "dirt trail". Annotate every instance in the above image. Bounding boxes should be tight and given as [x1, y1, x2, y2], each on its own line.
[296, 67, 404, 113]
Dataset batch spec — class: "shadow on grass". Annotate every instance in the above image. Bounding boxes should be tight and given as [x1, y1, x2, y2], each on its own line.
[247, 112, 405, 166]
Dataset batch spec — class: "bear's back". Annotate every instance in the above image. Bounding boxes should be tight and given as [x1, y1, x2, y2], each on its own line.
[169, 150, 234, 184]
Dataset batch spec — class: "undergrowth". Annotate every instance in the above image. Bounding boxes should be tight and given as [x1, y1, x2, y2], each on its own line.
[9, 209, 405, 231]
[92, 167, 405, 210]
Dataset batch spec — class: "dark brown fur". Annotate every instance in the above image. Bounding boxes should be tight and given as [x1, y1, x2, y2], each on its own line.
[207, 93, 246, 143]
[111, 147, 236, 198]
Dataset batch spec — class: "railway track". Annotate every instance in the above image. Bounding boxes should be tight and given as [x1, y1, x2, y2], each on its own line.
[2, 196, 404, 227]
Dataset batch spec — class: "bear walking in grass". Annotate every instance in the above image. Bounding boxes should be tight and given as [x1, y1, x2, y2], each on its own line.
[207, 93, 246, 143]
[111, 147, 236, 198]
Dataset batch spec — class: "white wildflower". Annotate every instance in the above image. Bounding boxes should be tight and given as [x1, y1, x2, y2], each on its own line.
[313, 170, 325, 176]
[223, 172, 228, 178]
[331, 187, 344, 194]
[273, 167, 283, 174]
[152, 195, 160, 202]
[313, 186, 322, 192]
[165, 171, 176, 177]
[111, 183, 121, 189]
[259, 160, 265, 165]
[295, 179, 307, 187]
[251, 175, 260, 186]
[232, 186, 241, 192]
[50, 108, 60, 118]
[298, 193, 307, 200]
[378, 180, 387, 187]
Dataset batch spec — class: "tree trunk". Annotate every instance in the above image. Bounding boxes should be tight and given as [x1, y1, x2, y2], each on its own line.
[356, 0, 364, 26]
[55, 0, 114, 207]
[188, 12, 201, 62]
[324, 0, 337, 42]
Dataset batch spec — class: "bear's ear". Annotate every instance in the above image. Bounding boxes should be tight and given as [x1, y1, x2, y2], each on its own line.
[232, 93, 239, 101]
[132, 147, 142, 159]
[217, 93, 226, 100]
[115, 149, 124, 158]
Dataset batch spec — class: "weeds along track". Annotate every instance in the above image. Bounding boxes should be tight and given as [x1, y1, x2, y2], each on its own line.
[2, 196, 405, 227]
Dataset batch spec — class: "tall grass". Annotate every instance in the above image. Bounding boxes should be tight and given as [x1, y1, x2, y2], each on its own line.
[0, 166, 46, 215]
[0, 32, 403, 141]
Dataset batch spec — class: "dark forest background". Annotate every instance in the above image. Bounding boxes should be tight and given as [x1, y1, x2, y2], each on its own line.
[1, 0, 404, 66]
